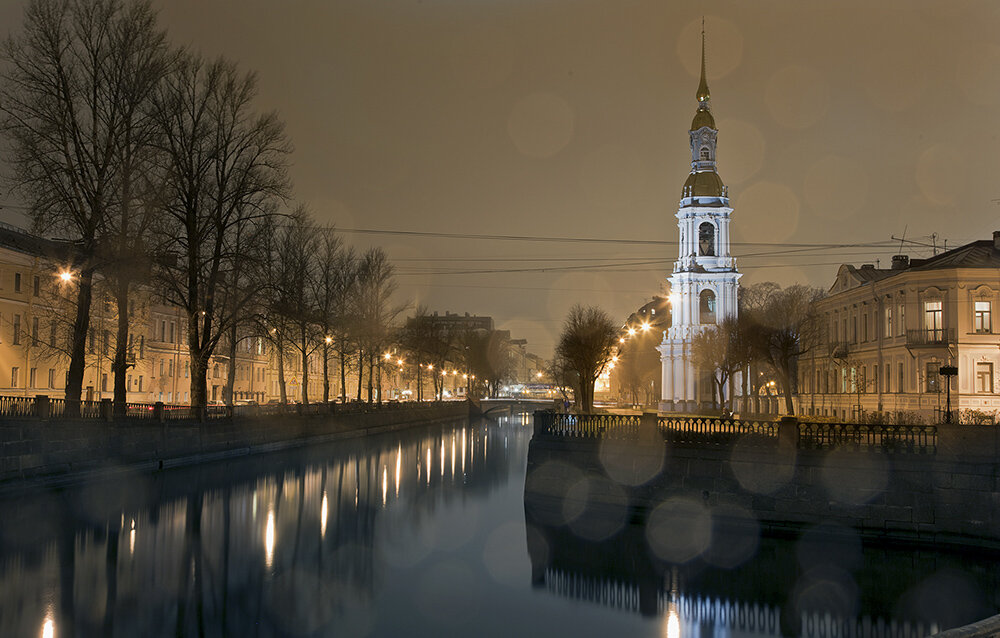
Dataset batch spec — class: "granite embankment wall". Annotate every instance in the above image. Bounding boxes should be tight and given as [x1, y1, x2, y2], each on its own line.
[0, 401, 471, 486]
[527, 415, 1000, 548]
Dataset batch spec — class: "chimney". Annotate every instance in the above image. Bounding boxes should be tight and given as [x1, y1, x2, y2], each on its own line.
[891, 255, 909, 270]
[994, 230, 1000, 250]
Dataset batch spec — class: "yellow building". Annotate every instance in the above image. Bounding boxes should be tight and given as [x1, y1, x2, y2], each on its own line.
[797, 232, 1000, 423]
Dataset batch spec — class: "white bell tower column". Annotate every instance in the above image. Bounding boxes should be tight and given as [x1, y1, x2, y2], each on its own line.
[658, 25, 741, 413]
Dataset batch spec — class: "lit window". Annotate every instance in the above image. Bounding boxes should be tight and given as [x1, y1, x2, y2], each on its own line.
[924, 301, 943, 341]
[977, 362, 994, 394]
[975, 301, 991, 334]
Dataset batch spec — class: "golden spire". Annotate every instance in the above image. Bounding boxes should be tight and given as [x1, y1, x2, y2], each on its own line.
[696, 17, 710, 105]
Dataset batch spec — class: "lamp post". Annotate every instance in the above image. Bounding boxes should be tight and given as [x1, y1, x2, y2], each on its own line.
[939, 365, 958, 423]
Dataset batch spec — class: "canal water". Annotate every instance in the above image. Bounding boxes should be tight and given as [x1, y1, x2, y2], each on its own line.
[0, 412, 997, 637]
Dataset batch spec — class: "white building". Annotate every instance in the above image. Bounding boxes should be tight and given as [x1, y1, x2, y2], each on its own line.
[658, 31, 741, 412]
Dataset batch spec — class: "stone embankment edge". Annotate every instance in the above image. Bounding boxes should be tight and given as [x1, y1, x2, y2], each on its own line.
[0, 407, 467, 496]
[930, 614, 1000, 637]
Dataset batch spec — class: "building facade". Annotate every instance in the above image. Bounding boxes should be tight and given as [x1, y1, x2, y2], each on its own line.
[796, 234, 1000, 423]
[658, 31, 741, 412]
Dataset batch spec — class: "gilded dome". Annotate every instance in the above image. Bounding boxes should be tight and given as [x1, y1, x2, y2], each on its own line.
[690, 108, 715, 131]
[682, 171, 725, 198]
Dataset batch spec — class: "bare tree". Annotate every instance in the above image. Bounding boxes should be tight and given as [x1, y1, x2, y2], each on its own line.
[151, 54, 291, 410]
[556, 304, 618, 413]
[309, 226, 344, 403]
[273, 210, 322, 405]
[751, 284, 826, 415]
[690, 317, 743, 412]
[1, 0, 168, 413]
[353, 248, 400, 404]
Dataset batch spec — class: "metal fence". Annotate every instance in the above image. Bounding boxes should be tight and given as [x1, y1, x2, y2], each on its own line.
[0, 394, 448, 422]
[534, 411, 937, 453]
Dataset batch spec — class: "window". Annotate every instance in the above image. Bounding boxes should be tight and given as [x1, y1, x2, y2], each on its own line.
[884, 363, 891, 393]
[168, 360, 174, 377]
[12, 315, 21, 345]
[698, 222, 715, 257]
[29, 368, 36, 388]
[213, 363, 220, 378]
[161, 320, 166, 341]
[88, 329, 94, 353]
[699, 289, 716, 324]
[885, 306, 892, 338]
[48, 369, 55, 389]
[898, 302, 906, 336]
[851, 316, 857, 343]
[14, 273, 21, 293]
[924, 301, 943, 340]
[169, 322, 175, 343]
[977, 362, 994, 394]
[101, 373, 108, 392]
[138, 375, 143, 392]
[102, 330, 109, 356]
[32, 276, 39, 296]
[31, 317, 38, 345]
[925, 362, 940, 393]
[185, 361, 189, 378]
[49, 323, 56, 347]
[975, 301, 992, 334]
[127, 374, 132, 389]
[11, 367, 18, 388]
[699, 146, 710, 160]
[862, 313, 869, 342]
[841, 367, 847, 393]
[139, 336, 144, 359]
[159, 360, 164, 377]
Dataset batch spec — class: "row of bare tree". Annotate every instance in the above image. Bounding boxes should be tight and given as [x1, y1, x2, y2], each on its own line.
[0, 0, 403, 411]
[691, 282, 825, 415]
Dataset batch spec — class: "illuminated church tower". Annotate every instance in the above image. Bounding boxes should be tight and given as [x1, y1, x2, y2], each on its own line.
[658, 26, 741, 412]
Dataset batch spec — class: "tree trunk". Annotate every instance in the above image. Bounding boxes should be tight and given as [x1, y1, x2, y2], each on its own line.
[338, 345, 347, 402]
[778, 366, 795, 415]
[300, 324, 309, 405]
[322, 342, 330, 403]
[366, 353, 374, 404]
[65, 266, 96, 416]
[356, 348, 364, 401]
[276, 337, 287, 404]
[189, 350, 209, 413]
[223, 323, 238, 406]
[416, 366, 422, 402]
[112, 278, 130, 417]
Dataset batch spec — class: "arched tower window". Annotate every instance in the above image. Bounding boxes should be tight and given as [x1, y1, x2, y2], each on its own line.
[699, 146, 710, 160]
[700, 289, 716, 324]
[698, 222, 716, 256]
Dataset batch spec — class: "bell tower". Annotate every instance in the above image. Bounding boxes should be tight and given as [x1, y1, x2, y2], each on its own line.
[658, 22, 741, 412]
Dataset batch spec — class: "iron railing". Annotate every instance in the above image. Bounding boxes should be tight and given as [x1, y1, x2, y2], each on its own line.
[534, 411, 937, 453]
[797, 421, 937, 453]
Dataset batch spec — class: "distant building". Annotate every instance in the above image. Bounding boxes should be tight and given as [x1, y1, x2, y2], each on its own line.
[795, 232, 1000, 423]
[609, 296, 669, 407]
[409, 311, 494, 333]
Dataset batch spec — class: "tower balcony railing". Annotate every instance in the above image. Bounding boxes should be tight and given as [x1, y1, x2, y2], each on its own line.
[905, 328, 955, 347]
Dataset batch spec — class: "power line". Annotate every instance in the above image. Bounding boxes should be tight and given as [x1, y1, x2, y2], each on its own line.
[339, 226, 898, 249]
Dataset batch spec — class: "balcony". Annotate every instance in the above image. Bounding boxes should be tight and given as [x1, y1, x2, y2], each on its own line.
[906, 328, 955, 347]
[829, 342, 850, 360]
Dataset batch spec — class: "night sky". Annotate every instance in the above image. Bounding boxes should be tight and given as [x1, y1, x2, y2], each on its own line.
[2, 0, 999, 356]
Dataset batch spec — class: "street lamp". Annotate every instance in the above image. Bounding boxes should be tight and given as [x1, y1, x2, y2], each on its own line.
[58, 270, 73, 283]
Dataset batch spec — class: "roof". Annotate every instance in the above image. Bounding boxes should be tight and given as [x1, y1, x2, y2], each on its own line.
[908, 240, 1000, 270]
[691, 108, 715, 131]
[827, 237, 1000, 295]
[682, 170, 725, 197]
